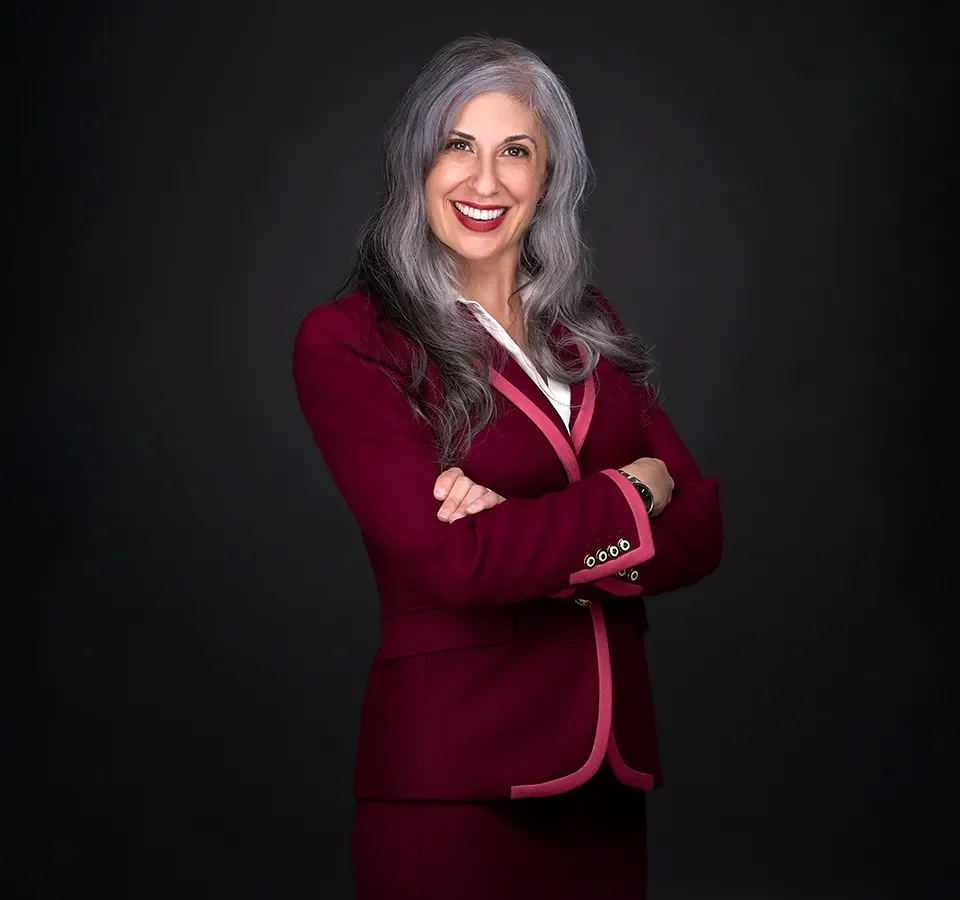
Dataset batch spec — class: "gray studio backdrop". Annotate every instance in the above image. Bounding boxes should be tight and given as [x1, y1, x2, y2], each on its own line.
[24, 2, 950, 898]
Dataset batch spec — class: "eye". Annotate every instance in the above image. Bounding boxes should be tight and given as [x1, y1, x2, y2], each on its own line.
[445, 139, 470, 152]
[503, 145, 530, 158]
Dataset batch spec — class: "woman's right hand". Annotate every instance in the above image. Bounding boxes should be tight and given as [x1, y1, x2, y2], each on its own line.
[619, 457, 674, 517]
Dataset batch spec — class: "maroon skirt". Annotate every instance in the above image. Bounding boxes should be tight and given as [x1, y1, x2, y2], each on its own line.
[352, 761, 647, 899]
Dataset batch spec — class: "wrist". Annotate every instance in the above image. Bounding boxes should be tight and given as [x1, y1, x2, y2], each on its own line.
[617, 468, 655, 516]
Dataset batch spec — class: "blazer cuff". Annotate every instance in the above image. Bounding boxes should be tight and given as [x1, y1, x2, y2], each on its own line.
[567, 468, 655, 586]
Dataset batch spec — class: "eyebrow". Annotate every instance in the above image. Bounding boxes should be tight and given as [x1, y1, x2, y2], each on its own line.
[449, 129, 538, 150]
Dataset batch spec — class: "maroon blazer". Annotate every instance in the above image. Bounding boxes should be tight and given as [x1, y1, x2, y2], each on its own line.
[292, 287, 723, 802]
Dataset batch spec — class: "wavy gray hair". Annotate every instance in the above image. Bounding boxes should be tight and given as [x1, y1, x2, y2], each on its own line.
[334, 33, 655, 470]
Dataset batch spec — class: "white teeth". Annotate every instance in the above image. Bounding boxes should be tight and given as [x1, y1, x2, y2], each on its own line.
[454, 201, 506, 221]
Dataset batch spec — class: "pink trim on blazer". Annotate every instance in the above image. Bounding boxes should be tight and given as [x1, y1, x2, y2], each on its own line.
[490, 361, 655, 588]
[571, 470, 655, 581]
[488, 370, 580, 482]
[294, 289, 722, 802]
[489, 347, 655, 797]
[570, 352, 596, 454]
[606, 728, 655, 790]
[510, 604, 613, 798]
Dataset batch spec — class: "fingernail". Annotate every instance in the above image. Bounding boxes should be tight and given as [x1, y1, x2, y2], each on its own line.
[438, 510, 449, 519]
[466, 504, 478, 513]
[435, 488, 447, 498]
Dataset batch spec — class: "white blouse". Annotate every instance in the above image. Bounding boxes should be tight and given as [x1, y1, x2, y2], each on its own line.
[456, 295, 572, 433]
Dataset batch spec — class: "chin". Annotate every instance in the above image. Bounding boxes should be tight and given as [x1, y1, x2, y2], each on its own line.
[436, 228, 502, 258]
[450, 243, 505, 263]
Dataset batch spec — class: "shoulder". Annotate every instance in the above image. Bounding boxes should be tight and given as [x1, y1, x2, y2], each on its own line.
[582, 284, 656, 402]
[295, 289, 375, 350]
[293, 288, 413, 375]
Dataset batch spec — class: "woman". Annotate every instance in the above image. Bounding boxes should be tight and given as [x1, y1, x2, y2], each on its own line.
[293, 34, 723, 900]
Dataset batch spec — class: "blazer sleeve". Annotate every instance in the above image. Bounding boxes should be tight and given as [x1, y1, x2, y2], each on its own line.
[613, 390, 723, 596]
[589, 289, 723, 597]
[292, 301, 656, 607]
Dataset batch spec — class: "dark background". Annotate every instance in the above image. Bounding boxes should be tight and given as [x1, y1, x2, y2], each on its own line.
[16, 1, 954, 897]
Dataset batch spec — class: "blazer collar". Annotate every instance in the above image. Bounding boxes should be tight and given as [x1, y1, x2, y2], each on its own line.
[476, 312, 596, 483]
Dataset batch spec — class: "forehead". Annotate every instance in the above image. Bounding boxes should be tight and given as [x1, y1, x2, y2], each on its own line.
[451, 91, 542, 136]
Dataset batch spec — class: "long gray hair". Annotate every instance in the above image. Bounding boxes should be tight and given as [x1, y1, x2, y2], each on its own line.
[335, 34, 655, 470]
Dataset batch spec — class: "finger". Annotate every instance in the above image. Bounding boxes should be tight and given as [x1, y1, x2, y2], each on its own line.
[464, 487, 503, 514]
[434, 467, 464, 500]
[438, 475, 474, 520]
[451, 490, 505, 522]
[469, 493, 506, 513]
[450, 485, 495, 520]
[446, 484, 486, 520]
[439, 477, 474, 518]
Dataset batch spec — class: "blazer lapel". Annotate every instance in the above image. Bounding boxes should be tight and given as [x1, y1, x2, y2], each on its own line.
[486, 320, 596, 484]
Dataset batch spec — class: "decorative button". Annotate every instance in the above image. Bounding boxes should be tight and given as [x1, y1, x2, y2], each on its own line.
[584, 554, 596, 568]
[618, 538, 631, 552]
[616, 569, 627, 577]
[596, 549, 608, 563]
[628, 570, 639, 582]
[574, 597, 592, 607]
[608, 544, 620, 558]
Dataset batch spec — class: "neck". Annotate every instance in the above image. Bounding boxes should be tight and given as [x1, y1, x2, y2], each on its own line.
[458, 252, 523, 322]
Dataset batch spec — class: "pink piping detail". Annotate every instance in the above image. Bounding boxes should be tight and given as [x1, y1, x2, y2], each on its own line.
[606, 727, 655, 790]
[491, 356, 643, 796]
[568, 469, 655, 585]
[570, 347, 596, 454]
[489, 369, 580, 482]
[510, 604, 612, 798]
[491, 353, 601, 602]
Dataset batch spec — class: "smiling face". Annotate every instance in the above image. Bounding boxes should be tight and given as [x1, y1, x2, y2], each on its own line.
[425, 91, 549, 275]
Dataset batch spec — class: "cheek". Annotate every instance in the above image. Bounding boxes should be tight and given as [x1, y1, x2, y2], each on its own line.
[426, 166, 461, 210]
[424, 173, 440, 205]
[424, 175, 448, 228]
[504, 169, 543, 205]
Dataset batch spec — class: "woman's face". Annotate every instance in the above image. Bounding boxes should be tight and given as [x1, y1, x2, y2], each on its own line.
[425, 91, 548, 270]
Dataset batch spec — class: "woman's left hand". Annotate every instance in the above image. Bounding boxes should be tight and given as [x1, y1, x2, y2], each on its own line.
[434, 467, 506, 522]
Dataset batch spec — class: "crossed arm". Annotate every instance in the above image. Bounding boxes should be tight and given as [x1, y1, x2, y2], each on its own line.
[293, 300, 722, 605]
[431, 395, 721, 598]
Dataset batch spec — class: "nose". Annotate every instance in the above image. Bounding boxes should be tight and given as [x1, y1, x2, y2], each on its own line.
[467, 152, 499, 198]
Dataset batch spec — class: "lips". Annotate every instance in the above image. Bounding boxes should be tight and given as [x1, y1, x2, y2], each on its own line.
[451, 201, 508, 233]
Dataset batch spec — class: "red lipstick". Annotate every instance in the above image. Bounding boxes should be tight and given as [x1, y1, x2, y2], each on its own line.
[451, 201, 508, 233]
